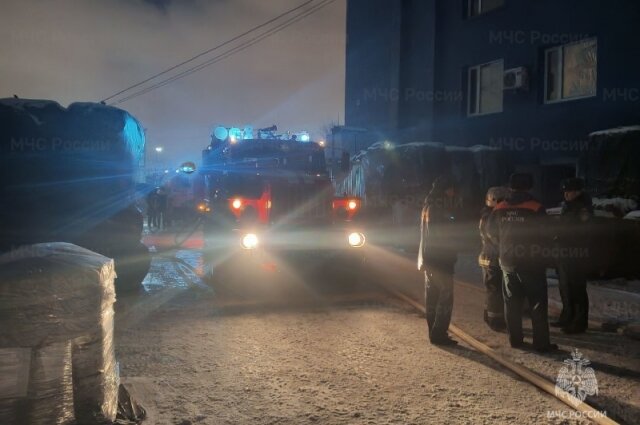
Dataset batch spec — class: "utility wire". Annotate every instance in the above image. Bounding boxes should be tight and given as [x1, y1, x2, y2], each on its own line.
[110, 0, 337, 105]
[100, 0, 317, 103]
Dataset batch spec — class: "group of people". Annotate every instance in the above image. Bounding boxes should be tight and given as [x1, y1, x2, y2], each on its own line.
[418, 173, 593, 351]
[146, 187, 169, 230]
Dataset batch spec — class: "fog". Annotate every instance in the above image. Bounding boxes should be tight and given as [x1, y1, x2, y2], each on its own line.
[0, 0, 346, 165]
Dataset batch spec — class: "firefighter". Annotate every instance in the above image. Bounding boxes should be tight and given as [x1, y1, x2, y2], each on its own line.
[479, 186, 509, 331]
[487, 173, 557, 352]
[418, 175, 462, 346]
[552, 177, 593, 334]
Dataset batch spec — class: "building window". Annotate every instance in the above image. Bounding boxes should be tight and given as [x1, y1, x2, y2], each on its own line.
[468, 60, 504, 116]
[468, 0, 504, 17]
[545, 38, 597, 103]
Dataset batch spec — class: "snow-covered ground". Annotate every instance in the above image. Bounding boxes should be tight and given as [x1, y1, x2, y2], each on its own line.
[113, 246, 639, 424]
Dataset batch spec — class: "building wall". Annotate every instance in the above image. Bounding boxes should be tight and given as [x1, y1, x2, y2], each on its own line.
[344, 0, 640, 202]
[396, 0, 437, 142]
[345, 0, 640, 150]
[432, 0, 640, 160]
[345, 0, 403, 138]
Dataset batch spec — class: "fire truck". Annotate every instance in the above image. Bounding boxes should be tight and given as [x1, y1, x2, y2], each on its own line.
[198, 126, 366, 289]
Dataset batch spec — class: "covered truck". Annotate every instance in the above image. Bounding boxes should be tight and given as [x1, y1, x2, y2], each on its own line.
[334, 141, 511, 250]
[0, 98, 151, 291]
[578, 126, 640, 279]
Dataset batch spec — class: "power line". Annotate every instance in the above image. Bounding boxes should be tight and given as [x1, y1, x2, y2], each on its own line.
[110, 0, 337, 105]
[100, 0, 317, 103]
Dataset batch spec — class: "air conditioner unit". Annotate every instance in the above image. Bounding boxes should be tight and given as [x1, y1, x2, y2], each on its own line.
[503, 67, 529, 90]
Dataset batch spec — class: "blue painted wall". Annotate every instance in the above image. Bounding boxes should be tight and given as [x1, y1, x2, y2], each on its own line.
[346, 0, 640, 158]
[432, 0, 640, 165]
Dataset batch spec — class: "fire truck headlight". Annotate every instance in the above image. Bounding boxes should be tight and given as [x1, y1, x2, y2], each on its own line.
[232, 198, 243, 210]
[348, 232, 365, 248]
[241, 233, 259, 250]
[347, 200, 358, 210]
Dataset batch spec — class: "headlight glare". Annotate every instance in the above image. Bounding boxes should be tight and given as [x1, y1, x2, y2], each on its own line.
[241, 233, 259, 249]
[348, 232, 365, 248]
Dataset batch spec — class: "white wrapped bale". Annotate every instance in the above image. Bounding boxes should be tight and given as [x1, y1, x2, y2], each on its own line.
[0, 347, 30, 424]
[0, 343, 75, 425]
[26, 342, 75, 425]
[72, 304, 119, 424]
[0, 243, 118, 424]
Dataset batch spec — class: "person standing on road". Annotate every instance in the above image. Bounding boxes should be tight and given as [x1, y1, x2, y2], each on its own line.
[487, 173, 557, 352]
[146, 188, 160, 230]
[418, 175, 462, 346]
[479, 186, 509, 331]
[552, 177, 593, 334]
[157, 187, 169, 230]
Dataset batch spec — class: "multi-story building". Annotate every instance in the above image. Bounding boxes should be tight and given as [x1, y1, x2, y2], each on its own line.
[343, 0, 640, 202]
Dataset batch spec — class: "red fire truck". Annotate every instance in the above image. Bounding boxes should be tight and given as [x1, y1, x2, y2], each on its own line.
[198, 126, 367, 289]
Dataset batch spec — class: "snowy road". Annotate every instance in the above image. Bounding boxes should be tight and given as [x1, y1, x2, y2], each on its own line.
[114, 244, 639, 425]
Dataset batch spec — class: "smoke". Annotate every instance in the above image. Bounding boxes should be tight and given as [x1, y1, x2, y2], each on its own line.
[0, 0, 345, 164]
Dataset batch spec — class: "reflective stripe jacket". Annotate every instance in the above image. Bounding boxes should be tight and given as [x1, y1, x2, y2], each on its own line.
[487, 191, 547, 273]
[479, 206, 499, 268]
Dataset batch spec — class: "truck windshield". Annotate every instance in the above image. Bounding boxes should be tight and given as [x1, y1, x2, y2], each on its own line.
[222, 174, 264, 199]
[223, 140, 327, 174]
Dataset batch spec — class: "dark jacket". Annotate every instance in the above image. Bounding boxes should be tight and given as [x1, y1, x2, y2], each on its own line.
[146, 191, 160, 212]
[560, 192, 594, 219]
[487, 191, 547, 273]
[557, 192, 594, 266]
[418, 191, 461, 271]
[479, 206, 499, 268]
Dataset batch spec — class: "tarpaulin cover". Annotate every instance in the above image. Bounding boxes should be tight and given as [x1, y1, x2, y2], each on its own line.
[0, 98, 146, 252]
[337, 141, 510, 217]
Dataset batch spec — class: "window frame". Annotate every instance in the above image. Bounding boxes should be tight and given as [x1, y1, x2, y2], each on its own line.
[544, 38, 598, 104]
[467, 59, 504, 117]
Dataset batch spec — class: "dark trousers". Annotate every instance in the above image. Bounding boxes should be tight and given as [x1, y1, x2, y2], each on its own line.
[557, 263, 589, 330]
[482, 266, 505, 326]
[424, 263, 454, 341]
[502, 270, 551, 349]
[157, 210, 166, 229]
[147, 211, 158, 229]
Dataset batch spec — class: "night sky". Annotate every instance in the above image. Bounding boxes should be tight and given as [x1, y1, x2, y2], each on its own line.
[0, 0, 346, 165]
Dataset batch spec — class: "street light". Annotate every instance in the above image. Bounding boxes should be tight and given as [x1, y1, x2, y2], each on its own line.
[152, 146, 164, 185]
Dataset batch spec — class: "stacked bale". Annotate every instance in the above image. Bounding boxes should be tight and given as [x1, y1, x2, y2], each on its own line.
[0, 243, 118, 424]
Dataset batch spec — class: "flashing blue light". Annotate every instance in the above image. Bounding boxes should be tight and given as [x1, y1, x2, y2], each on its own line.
[243, 126, 253, 140]
[180, 162, 196, 174]
[214, 126, 228, 141]
[229, 127, 243, 141]
[298, 131, 310, 142]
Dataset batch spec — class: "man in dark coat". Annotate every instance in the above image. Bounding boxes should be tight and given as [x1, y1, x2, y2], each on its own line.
[146, 188, 160, 230]
[479, 186, 509, 331]
[487, 173, 557, 352]
[418, 175, 462, 345]
[553, 177, 593, 333]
